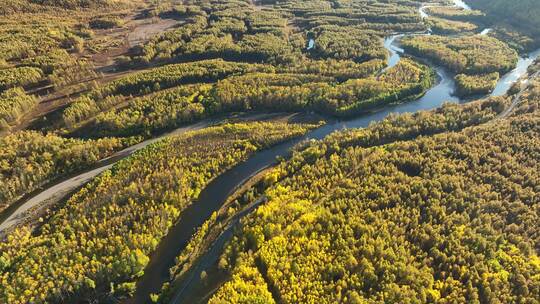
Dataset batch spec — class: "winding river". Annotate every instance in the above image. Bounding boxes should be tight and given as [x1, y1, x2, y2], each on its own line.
[2, 0, 540, 303]
[162, 2, 540, 303]
[453, 0, 540, 96]
[383, 34, 405, 70]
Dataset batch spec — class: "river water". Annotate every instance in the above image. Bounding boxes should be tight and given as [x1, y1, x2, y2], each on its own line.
[453, 0, 472, 10]
[411, 0, 540, 99]
[151, 65, 462, 304]
[307, 38, 315, 50]
[492, 48, 540, 96]
[451, 0, 540, 96]
[3, 0, 540, 303]
[163, 3, 540, 303]
[134, 82, 463, 302]
[480, 28, 492, 35]
[383, 34, 405, 70]
[5, 2, 531, 236]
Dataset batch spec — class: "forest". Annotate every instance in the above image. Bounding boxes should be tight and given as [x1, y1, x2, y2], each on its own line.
[1, 0, 540, 303]
[0, 131, 132, 213]
[0, 88, 37, 129]
[0, 121, 316, 303]
[155, 92, 513, 302]
[424, 6, 484, 22]
[401, 35, 518, 96]
[56, 0, 437, 137]
[70, 58, 432, 138]
[455, 72, 500, 97]
[468, 0, 540, 39]
[426, 17, 477, 35]
[209, 80, 540, 304]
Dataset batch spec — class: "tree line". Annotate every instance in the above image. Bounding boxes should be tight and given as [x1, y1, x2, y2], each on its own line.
[66, 58, 433, 138]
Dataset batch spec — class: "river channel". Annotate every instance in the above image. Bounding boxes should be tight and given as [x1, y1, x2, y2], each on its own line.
[160, 2, 540, 303]
[2, 0, 540, 303]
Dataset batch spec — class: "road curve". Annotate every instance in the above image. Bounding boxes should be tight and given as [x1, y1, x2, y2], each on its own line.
[3, 1, 539, 303]
[0, 120, 215, 233]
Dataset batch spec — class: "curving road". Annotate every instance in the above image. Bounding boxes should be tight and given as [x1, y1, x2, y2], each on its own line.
[0, 119, 220, 233]
[3, 0, 540, 302]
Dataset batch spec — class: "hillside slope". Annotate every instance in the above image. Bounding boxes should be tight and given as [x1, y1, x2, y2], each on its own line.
[467, 0, 540, 36]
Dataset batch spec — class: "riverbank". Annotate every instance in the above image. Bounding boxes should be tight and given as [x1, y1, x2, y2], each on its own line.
[3, 1, 540, 303]
[154, 2, 540, 302]
[0, 113, 300, 236]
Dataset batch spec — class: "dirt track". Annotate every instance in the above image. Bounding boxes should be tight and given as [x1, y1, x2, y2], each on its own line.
[128, 18, 182, 47]
[7, 11, 184, 134]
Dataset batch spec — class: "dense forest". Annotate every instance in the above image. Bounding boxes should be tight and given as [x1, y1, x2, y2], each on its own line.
[1, 0, 525, 133]
[401, 35, 518, 96]
[56, 0, 438, 138]
[0, 121, 316, 303]
[454, 72, 500, 97]
[426, 17, 477, 35]
[0, 0, 135, 12]
[156, 93, 513, 302]
[422, 5, 482, 35]
[424, 6, 484, 23]
[209, 80, 540, 304]
[0, 131, 132, 213]
[1, 0, 539, 303]
[67, 58, 432, 137]
[468, 0, 540, 38]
